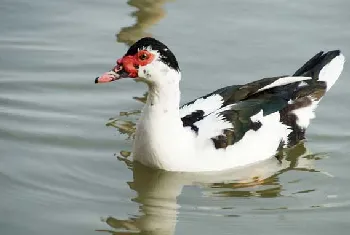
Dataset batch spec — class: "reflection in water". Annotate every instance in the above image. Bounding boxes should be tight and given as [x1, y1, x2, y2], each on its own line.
[117, 0, 173, 46]
[210, 143, 322, 198]
[99, 163, 181, 235]
[106, 92, 146, 140]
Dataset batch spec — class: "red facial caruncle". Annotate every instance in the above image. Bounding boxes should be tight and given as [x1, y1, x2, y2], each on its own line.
[95, 50, 155, 83]
[117, 50, 155, 78]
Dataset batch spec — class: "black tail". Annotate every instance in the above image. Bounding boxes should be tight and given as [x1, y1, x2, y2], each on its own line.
[293, 50, 342, 90]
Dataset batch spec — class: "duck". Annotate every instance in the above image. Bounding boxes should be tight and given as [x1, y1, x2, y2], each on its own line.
[95, 37, 345, 172]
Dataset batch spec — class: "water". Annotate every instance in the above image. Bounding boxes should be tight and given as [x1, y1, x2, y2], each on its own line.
[1, 0, 350, 234]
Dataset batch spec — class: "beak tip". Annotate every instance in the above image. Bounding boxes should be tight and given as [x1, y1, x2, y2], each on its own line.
[94, 77, 99, 84]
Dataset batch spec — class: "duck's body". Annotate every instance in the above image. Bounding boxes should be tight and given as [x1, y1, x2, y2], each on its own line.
[96, 38, 345, 172]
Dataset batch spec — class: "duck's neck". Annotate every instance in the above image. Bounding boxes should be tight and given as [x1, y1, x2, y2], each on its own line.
[134, 70, 187, 168]
[146, 80, 181, 116]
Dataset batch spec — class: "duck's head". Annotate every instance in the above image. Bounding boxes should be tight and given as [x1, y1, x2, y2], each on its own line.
[95, 37, 180, 86]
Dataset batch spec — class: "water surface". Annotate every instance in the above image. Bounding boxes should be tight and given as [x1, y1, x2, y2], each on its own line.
[1, 0, 350, 234]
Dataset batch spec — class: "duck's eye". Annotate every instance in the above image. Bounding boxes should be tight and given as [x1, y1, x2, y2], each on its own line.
[139, 53, 148, 60]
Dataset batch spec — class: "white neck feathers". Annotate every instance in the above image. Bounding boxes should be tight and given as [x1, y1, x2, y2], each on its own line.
[143, 67, 182, 115]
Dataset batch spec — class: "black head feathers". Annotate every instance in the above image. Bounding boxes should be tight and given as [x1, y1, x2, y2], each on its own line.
[125, 37, 180, 71]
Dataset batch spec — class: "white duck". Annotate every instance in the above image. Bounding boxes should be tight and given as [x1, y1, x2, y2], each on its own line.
[95, 37, 345, 172]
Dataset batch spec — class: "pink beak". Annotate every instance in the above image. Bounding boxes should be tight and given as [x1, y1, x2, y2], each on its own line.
[95, 67, 121, 84]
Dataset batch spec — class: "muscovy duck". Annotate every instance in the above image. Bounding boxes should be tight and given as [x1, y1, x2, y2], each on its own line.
[95, 37, 345, 172]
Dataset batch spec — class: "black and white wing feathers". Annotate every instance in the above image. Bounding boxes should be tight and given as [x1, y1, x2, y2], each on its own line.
[180, 50, 344, 149]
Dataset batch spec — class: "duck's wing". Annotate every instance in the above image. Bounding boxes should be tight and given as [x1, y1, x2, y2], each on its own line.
[180, 75, 309, 132]
[180, 50, 344, 149]
[186, 92, 294, 149]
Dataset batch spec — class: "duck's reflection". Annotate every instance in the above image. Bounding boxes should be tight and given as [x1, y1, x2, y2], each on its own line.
[116, 0, 173, 46]
[98, 139, 321, 234]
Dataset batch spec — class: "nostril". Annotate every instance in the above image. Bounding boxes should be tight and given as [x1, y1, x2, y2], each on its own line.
[115, 64, 122, 71]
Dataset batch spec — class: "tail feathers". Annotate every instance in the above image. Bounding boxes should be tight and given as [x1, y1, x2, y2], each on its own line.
[293, 50, 345, 91]
[319, 52, 345, 91]
[282, 50, 345, 145]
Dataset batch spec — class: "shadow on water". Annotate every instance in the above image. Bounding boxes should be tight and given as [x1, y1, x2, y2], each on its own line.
[99, 1, 327, 234]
